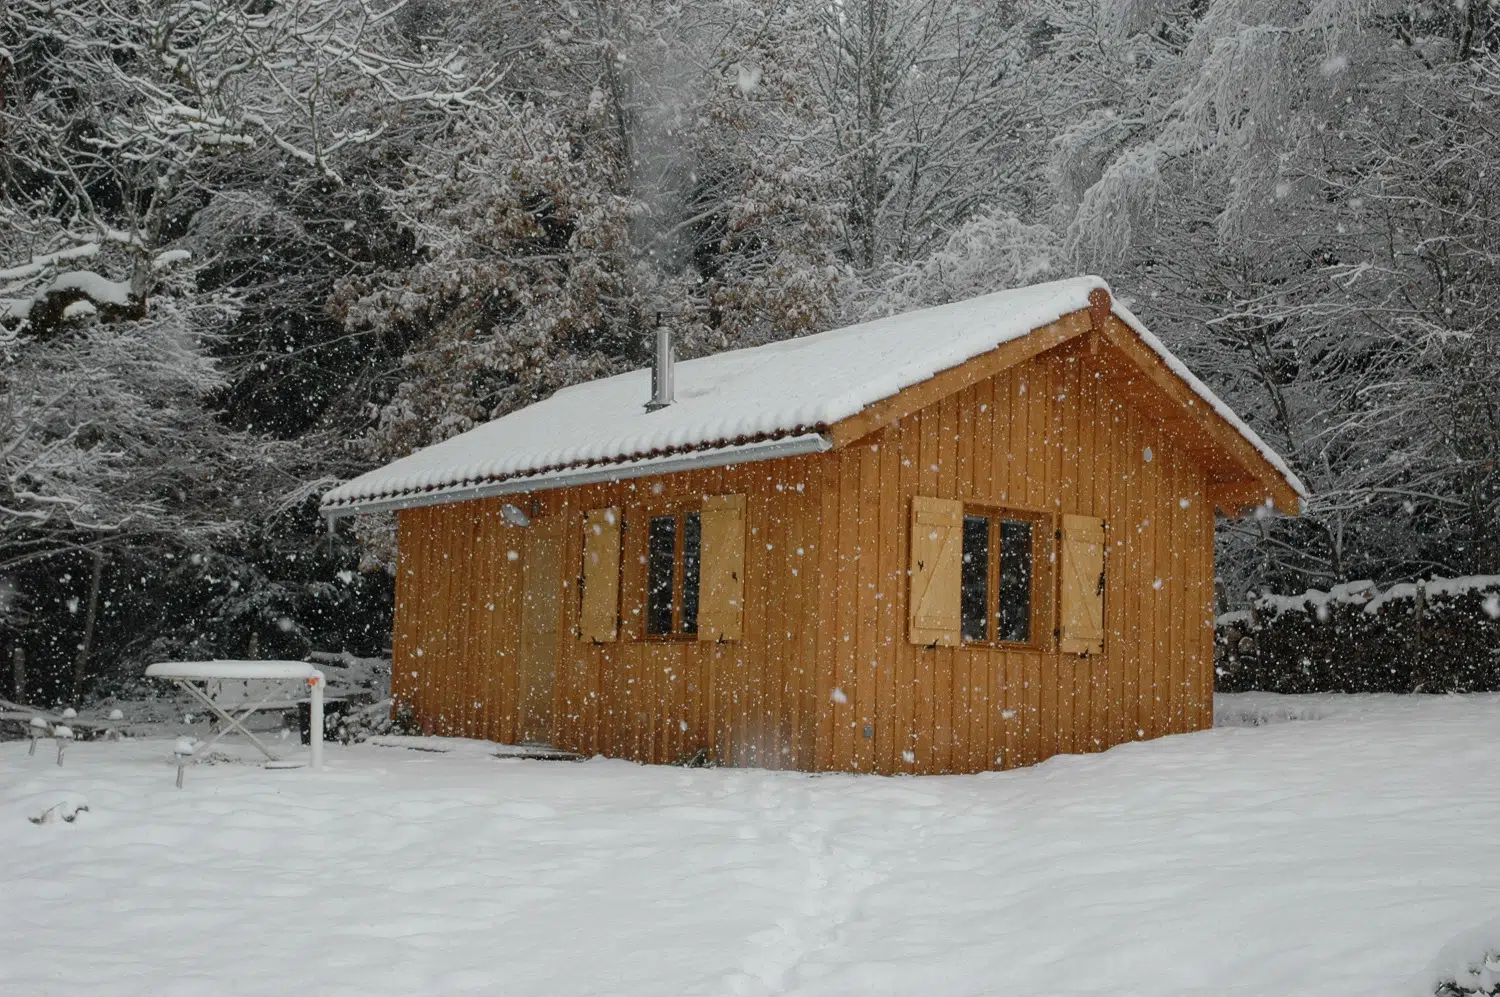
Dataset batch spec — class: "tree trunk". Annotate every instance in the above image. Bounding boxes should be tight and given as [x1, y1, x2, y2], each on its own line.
[72, 550, 104, 704]
[0, 46, 10, 133]
[11, 646, 24, 705]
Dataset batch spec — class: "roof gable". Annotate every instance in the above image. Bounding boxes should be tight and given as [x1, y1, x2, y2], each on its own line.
[321, 277, 1305, 517]
[822, 291, 1306, 516]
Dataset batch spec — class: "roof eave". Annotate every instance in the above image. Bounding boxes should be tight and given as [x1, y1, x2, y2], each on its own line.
[321, 432, 833, 520]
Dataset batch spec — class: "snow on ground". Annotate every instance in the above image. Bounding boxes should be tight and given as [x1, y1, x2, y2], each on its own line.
[4, 693, 1499, 997]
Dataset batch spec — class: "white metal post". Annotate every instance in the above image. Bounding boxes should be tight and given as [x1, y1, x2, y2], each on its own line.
[309, 671, 325, 772]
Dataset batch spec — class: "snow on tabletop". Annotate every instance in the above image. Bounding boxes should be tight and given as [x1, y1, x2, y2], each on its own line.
[143, 660, 321, 681]
[6, 693, 1500, 997]
[324, 276, 1303, 512]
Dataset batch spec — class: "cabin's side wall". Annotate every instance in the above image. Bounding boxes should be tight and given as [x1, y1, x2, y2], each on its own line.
[814, 340, 1217, 774]
[552, 457, 825, 767]
[393, 494, 561, 742]
[391, 456, 828, 767]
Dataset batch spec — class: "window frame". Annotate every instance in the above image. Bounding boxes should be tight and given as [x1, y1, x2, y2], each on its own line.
[958, 503, 1049, 650]
[636, 504, 702, 642]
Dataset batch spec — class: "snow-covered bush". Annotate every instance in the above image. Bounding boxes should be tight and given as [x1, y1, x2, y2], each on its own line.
[1435, 952, 1500, 996]
[324, 699, 418, 744]
[1217, 577, 1500, 694]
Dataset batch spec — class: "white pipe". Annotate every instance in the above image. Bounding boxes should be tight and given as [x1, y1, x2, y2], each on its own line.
[309, 671, 325, 772]
[647, 324, 674, 411]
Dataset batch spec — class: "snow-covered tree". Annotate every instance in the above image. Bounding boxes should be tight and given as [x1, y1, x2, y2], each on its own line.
[2, 0, 486, 334]
[1, 0, 485, 687]
[806, 0, 1040, 278]
[1046, 0, 1500, 592]
[339, 0, 842, 471]
[1, 0, 485, 548]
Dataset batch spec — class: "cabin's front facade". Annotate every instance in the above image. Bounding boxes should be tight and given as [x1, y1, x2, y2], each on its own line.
[326, 279, 1303, 775]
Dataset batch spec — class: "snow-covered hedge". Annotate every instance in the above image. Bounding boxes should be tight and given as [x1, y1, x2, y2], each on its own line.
[1216, 576, 1500, 694]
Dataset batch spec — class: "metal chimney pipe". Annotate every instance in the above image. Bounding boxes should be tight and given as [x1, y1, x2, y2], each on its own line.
[646, 313, 674, 412]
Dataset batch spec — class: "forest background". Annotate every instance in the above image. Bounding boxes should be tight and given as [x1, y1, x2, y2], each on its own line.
[3, 0, 1496, 702]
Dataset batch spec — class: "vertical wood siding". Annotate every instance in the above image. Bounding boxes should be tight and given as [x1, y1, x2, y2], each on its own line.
[391, 334, 1219, 773]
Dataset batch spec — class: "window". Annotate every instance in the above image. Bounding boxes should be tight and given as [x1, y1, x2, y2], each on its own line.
[645, 512, 701, 637]
[633, 494, 745, 643]
[959, 511, 1034, 645]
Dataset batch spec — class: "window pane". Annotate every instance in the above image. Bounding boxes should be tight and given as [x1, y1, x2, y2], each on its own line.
[646, 516, 677, 635]
[998, 520, 1033, 643]
[961, 514, 990, 642]
[681, 512, 701, 634]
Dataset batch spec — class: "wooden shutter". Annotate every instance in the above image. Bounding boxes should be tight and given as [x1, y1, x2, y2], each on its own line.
[1059, 514, 1106, 655]
[578, 507, 621, 642]
[908, 496, 962, 646]
[698, 494, 747, 642]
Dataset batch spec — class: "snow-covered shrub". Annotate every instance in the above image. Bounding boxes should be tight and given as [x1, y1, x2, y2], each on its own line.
[1435, 952, 1500, 996]
[323, 699, 419, 744]
[1217, 577, 1500, 694]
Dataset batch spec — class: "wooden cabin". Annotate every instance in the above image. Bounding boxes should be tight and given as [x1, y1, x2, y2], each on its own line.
[323, 277, 1304, 774]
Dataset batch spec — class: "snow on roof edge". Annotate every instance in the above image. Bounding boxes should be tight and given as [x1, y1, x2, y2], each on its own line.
[323, 432, 832, 515]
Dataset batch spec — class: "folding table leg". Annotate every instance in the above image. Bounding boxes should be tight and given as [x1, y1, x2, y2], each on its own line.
[309, 674, 324, 772]
[178, 681, 281, 762]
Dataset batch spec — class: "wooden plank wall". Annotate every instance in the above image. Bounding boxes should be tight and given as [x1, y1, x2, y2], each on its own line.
[393, 456, 828, 766]
[393, 495, 537, 741]
[552, 456, 826, 768]
[811, 341, 1216, 774]
[390, 337, 1217, 774]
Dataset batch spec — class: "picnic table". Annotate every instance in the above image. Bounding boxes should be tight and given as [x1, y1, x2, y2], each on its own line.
[144, 660, 326, 772]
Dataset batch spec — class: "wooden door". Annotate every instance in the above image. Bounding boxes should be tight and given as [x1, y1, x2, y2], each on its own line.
[518, 514, 562, 744]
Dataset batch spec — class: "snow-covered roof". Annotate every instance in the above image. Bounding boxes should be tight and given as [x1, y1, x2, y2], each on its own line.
[322, 276, 1306, 516]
